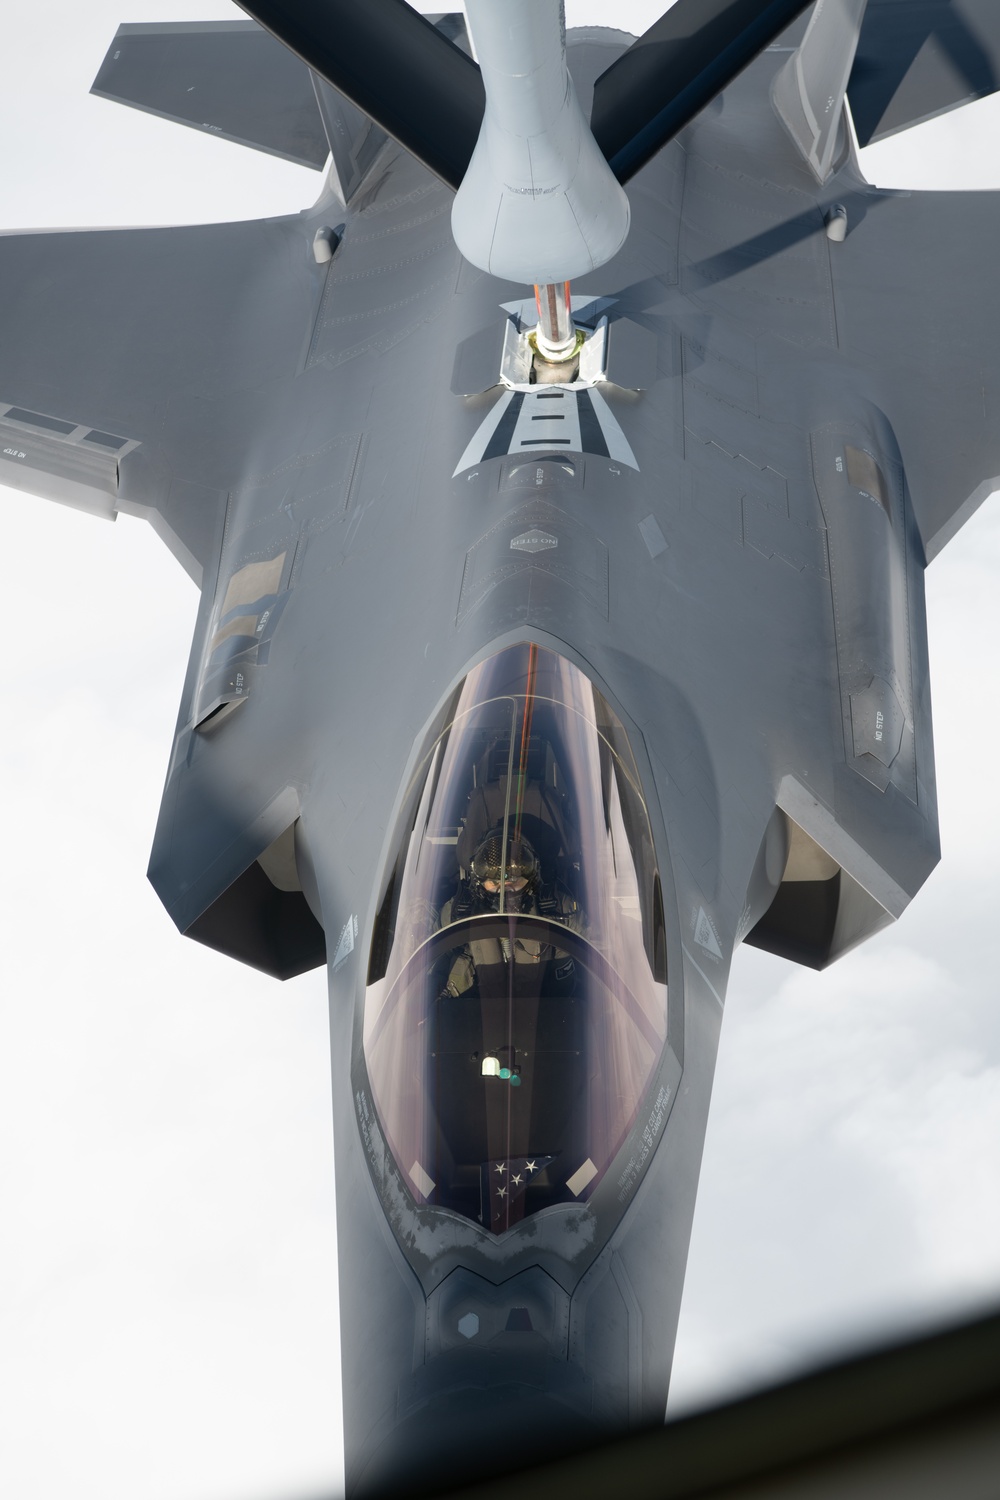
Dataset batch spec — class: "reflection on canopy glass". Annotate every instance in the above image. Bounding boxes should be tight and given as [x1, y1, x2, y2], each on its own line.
[365, 645, 667, 1234]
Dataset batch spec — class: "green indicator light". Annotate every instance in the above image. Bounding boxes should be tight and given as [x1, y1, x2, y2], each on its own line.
[510, 1074, 521, 1087]
[498, 1067, 512, 1080]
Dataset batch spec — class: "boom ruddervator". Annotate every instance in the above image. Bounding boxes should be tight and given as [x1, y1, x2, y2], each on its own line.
[364, 644, 668, 1235]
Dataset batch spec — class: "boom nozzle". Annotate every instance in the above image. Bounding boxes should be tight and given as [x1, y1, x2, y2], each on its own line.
[532, 281, 578, 364]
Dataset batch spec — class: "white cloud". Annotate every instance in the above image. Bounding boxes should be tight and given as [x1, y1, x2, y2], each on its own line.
[672, 510, 1000, 1408]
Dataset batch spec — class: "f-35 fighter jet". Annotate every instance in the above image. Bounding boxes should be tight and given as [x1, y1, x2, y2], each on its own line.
[5, 0, 1000, 1491]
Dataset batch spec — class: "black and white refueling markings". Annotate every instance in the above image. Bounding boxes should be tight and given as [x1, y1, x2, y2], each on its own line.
[453, 386, 638, 476]
[511, 387, 580, 450]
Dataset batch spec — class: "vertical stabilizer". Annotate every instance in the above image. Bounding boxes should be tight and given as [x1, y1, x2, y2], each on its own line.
[772, 0, 869, 182]
[310, 75, 386, 204]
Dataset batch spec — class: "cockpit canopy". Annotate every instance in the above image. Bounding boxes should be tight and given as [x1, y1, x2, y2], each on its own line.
[364, 644, 668, 1235]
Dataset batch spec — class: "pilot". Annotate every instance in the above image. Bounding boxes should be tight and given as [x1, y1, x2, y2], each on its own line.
[470, 830, 539, 913]
[439, 829, 583, 998]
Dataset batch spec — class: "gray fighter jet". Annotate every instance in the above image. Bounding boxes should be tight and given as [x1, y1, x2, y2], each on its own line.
[4, 0, 1000, 1492]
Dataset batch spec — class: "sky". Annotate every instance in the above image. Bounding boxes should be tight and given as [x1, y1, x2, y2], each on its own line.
[1, 4, 1000, 1499]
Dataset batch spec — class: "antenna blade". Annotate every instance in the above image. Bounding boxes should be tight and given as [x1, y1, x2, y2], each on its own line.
[235, 0, 484, 189]
[591, 0, 816, 184]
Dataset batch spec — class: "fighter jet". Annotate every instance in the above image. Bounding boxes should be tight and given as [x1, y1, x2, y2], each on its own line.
[4, 0, 1000, 1493]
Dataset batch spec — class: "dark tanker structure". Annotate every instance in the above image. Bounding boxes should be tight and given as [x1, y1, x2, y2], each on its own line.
[4, 0, 1000, 1492]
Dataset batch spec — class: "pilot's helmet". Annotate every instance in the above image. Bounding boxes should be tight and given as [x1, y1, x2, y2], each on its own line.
[471, 831, 539, 909]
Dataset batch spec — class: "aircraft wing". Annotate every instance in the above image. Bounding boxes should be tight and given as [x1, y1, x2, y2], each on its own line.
[830, 185, 1000, 561]
[0, 214, 316, 584]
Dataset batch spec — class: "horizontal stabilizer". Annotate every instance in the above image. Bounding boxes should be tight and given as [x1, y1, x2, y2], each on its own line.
[91, 20, 330, 170]
[849, 0, 1000, 145]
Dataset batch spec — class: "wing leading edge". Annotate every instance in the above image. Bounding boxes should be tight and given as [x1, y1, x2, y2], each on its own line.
[832, 186, 1000, 561]
[0, 214, 322, 584]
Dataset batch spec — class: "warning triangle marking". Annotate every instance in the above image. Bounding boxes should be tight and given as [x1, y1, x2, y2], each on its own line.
[694, 906, 723, 958]
[332, 913, 359, 971]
